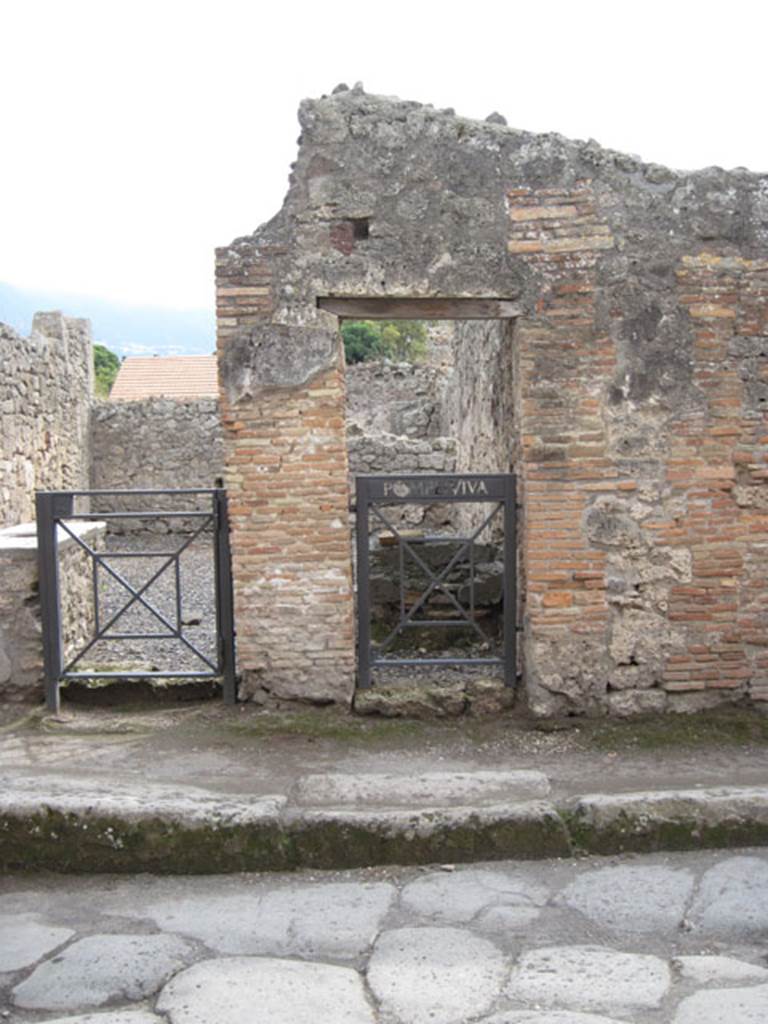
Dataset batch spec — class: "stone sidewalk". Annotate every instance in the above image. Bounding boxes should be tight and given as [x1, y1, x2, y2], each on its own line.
[2, 704, 768, 873]
[2, 848, 768, 1022]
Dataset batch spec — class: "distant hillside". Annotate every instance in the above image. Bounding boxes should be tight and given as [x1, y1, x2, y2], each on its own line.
[0, 282, 215, 358]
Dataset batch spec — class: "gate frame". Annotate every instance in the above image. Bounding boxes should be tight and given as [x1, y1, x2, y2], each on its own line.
[355, 472, 517, 690]
[35, 487, 236, 713]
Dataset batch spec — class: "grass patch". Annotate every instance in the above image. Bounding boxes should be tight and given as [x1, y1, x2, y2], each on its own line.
[581, 707, 768, 752]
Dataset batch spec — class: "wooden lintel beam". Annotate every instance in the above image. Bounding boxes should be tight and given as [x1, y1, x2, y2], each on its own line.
[316, 297, 521, 320]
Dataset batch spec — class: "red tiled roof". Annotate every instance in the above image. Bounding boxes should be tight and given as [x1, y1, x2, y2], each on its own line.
[109, 356, 218, 400]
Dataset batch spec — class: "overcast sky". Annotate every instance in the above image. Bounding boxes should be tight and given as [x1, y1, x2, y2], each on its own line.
[1, 0, 765, 311]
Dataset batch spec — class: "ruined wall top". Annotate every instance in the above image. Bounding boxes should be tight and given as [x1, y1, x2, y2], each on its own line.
[217, 87, 767, 404]
[0, 312, 93, 527]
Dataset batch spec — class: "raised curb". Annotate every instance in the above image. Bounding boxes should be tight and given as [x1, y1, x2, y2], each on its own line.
[3, 776, 768, 873]
[564, 786, 768, 855]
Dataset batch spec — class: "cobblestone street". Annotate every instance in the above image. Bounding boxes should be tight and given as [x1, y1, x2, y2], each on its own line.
[2, 848, 768, 1023]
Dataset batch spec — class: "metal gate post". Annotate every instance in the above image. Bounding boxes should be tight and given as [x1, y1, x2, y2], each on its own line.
[355, 477, 372, 689]
[214, 489, 237, 704]
[36, 491, 66, 712]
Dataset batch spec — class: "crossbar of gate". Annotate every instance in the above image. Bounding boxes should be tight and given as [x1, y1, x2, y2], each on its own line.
[355, 473, 517, 690]
[35, 488, 236, 713]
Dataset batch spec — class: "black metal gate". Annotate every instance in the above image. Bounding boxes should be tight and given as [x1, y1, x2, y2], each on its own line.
[35, 488, 235, 712]
[355, 473, 516, 689]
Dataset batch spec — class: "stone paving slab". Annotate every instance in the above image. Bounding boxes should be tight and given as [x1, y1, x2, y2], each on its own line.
[292, 769, 551, 806]
[401, 867, 549, 923]
[673, 983, 768, 1023]
[12, 933, 196, 1010]
[505, 946, 671, 1014]
[0, 911, 73, 971]
[368, 926, 506, 1024]
[137, 880, 395, 958]
[156, 957, 376, 1024]
[672, 954, 768, 985]
[41, 1015, 163, 1024]
[559, 863, 694, 934]
[688, 855, 768, 933]
[481, 1014, 632, 1024]
[3, 850, 768, 1023]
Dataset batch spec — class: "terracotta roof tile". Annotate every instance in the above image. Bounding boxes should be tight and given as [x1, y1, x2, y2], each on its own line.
[110, 356, 218, 400]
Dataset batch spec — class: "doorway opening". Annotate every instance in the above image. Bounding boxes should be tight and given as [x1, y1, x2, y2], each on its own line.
[318, 297, 520, 693]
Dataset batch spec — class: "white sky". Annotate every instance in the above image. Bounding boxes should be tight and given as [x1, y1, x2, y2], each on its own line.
[1, 0, 765, 311]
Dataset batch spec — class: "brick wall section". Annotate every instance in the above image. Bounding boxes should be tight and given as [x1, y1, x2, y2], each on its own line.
[215, 90, 767, 715]
[508, 184, 618, 713]
[662, 255, 768, 701]
[216, 246, 355, 704]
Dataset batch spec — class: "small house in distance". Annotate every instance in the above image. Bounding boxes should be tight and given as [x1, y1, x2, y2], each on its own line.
[109, 355, 218, 400]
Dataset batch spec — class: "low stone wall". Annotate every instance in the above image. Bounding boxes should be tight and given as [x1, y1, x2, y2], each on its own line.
[0, 313, 92, 529]
[347, 429, 456, 477]
[346, 361, 449, 438]
[0, 520, 105, 702]
[90, 398, 225, 530]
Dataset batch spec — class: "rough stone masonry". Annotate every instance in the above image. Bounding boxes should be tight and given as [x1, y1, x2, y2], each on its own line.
[215, 85, 768, 715]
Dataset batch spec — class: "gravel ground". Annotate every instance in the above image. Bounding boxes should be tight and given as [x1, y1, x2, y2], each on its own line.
[68, 531, 219, 676]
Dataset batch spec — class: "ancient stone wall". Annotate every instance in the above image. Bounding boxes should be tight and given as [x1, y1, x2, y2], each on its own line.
[345, 360, 448, 437]
[0, 313, 92, 528]
[0, 520, 105, 702]
[216, 87, 768, 715]
[90, 398, 225, 528]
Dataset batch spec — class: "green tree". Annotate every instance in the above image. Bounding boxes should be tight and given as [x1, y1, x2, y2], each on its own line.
[341, 320, 384, 364]
[341, 319, 428, 364]
[94, 343, 121, 397]
[378, 320, 427, 362]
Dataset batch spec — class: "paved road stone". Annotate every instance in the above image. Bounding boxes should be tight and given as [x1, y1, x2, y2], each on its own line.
[673, 983, 768, 1023]
[0, 912, 73, 971]
[144, 881, 393, 958]
[560, 864, 693, 934]
[689, 856, 768, 933]
[506, 945, 670, 1014]
[367, 926, 506, 1024]
[481, 1013, 632, 1024]
[673, 954, 768, 985]
[12, 933, 196, 1011]
[40, 1014, 163, 1023]
[401, 868, 548, 924]
[156, 956, 375, 1024]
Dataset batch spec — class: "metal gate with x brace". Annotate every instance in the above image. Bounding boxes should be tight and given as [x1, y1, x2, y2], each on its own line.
[355, 473, 517, 689]
[35, 488, 236, 712]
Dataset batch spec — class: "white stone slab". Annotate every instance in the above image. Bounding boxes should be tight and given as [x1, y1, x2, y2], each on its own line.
[0, 912, 73, 972]
[402, 868, 548, 924]
[481, 1013, 632, 1024]
[673, 955, 768, 985]
[293, 770, 550, 807]
[367, 926, 506, 1024]
[146, 880, 394, 958]
[156, 956, 375, 1024]
[690, 856, 768, 933]
[674, 983, 768, 1023]
[40, 1014, 163, 1024]
[12, 933, 195, 1010]
[506, 945, 670, 1013]
[560, 864, 693, 933]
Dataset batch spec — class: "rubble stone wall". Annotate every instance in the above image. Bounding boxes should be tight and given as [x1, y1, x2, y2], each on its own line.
[90, 398, 225, 528]
[216, 87, 768, 715]
[0, 313, 92, 528]
[0, 521, 105, 702]
[345, 360, 448, 437]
